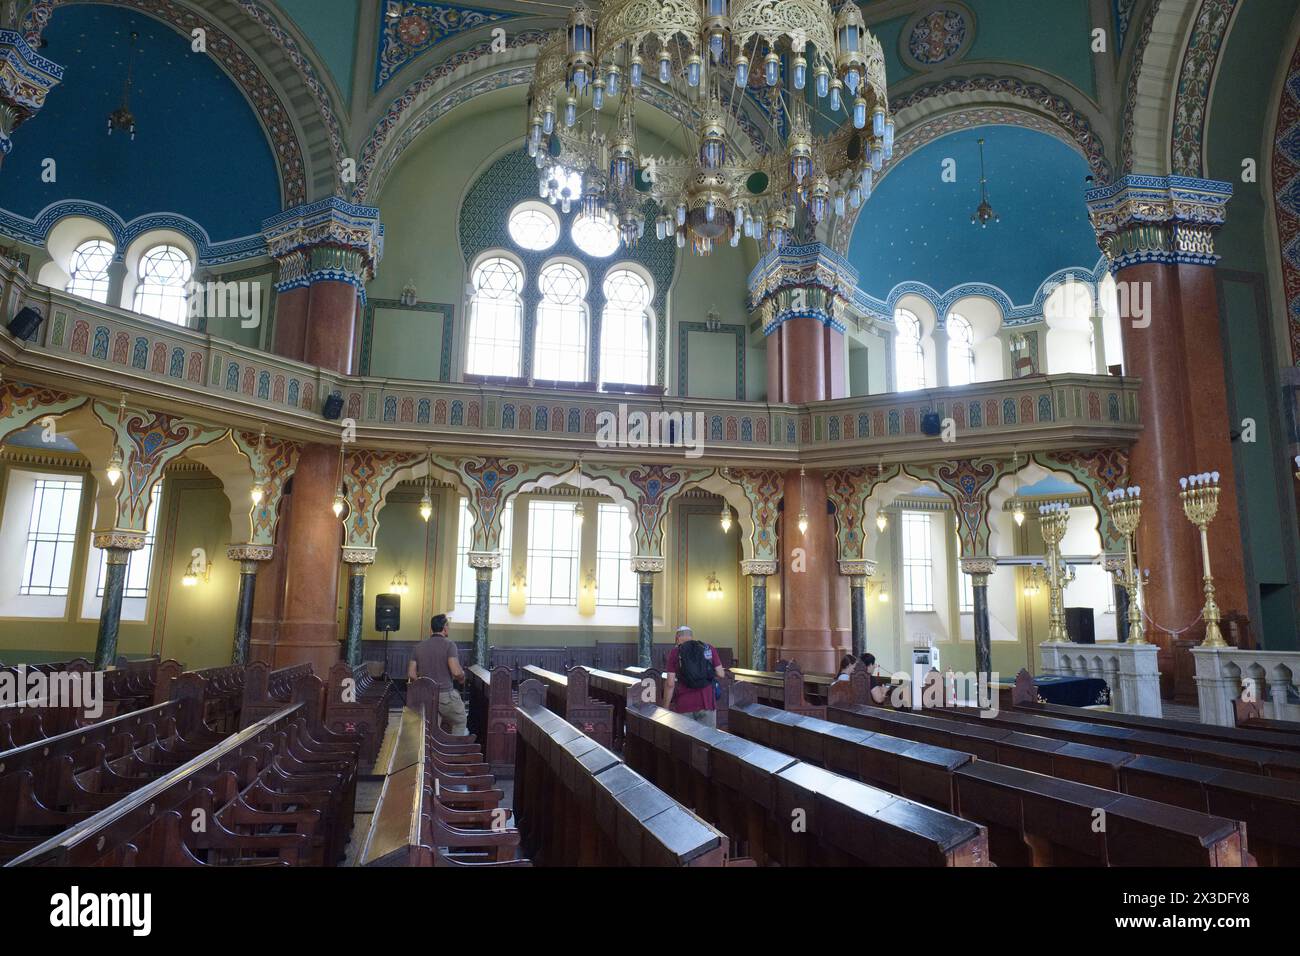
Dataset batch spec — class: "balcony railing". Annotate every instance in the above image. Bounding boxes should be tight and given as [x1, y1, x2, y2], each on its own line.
[1, 274, 1141, 463]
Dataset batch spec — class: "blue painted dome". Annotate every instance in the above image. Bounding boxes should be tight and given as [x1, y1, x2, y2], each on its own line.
[0, 4, 282, 242]
[848, 125, 1099, 305]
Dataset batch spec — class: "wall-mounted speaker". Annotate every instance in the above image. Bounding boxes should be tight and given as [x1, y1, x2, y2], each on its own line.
[921, 412, 943, 436]
[375, 593, 400, 633]
[322, 393, 345, 420]
[6, 306, 45, 342]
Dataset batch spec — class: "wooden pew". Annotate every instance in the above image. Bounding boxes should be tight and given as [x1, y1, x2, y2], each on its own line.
[466, 665, 517, 777]
[727, 662, 826, 718]
[520, 665, 615, 749]
[731, 664, 836, 706]
[824, 700, 1253, 866]
[240, 662, 314, 728]
[829, 687, 1300, 866]
[909, 698, 1300, 780]
[154, 662, 246, 732]
[621, 685, 990, 866]
[323, 661, 390, 766]
[358, 691, 527, 868]
[1007, 694, 1300, 753]
[513, 679, 731, 866]
[6, 675, 359, 867]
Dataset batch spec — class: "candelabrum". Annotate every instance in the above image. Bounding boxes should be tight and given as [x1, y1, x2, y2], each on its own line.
[1105, 486, 1149, 645]
[1180, 471, 1226, 647]
[1038, 502, 1074, 643]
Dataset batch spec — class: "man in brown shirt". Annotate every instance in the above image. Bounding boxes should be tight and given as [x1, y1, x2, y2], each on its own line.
[407, 613, 468, 735]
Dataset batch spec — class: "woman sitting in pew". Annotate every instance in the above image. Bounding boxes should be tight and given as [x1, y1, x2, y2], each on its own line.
[835, 655, 857, 682]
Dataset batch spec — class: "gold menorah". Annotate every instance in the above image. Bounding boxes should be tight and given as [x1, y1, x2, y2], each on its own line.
[1105, 487, 1148, 645]
[1038, 502, 1073, 644]
[1180, 472, 1226, 648]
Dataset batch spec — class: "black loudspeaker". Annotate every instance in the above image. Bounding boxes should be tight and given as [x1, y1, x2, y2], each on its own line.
[7, 306, 44, 342]
[322, 393, 345, 420]
[1065, 607, 1096, 644]
[921, 411, 943, 436]
[375, 594, 400, 633]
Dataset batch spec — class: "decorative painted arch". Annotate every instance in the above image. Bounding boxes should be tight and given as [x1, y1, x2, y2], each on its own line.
[1119, 0, 1206, 176]
[825, 464, 903, 562]
[21, 0, 344, 205]
[1027, 447, 1131, 553]
[356, 35, 773, 204]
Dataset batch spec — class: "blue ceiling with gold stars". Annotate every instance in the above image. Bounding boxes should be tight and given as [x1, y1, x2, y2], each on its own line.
[0, 5, 281, 241]
[848, 126, 1100, 305]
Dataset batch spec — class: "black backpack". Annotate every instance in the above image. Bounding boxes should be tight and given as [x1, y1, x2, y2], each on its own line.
[677, 640, 714, 690]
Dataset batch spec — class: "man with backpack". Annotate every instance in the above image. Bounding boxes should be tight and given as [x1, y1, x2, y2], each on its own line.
[663, 625, 726, 727]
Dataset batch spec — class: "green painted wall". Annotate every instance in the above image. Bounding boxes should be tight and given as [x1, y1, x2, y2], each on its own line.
[373, 93, 756, 397]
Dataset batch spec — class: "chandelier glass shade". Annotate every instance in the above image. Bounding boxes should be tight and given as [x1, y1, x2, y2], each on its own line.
[525, 0, 893, 256]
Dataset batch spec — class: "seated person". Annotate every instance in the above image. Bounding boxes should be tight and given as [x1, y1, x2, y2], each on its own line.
[835, 654, 857, 682]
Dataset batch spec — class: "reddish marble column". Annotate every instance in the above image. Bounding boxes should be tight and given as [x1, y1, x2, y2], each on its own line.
[304, 280, 360, 375]
[780, 318, 828, 405]
[1117, 263, 1202, 688]
[1176, 263, 1248, 621]
[272, 286, 310, 362]
[774, 470, 848, 673]
[274, 443, 344, 674]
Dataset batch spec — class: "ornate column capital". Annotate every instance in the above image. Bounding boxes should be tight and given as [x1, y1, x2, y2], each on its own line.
[741, 559, 778, 577]
[838, 559, 877, 578]
[960, 556, 997, 576]
[93, 530, 146, 552]
[468, 550, 501, 570]
[261, 197, 384, 296]
[0, 30, 63, 155]
[1084, 175, 1231, 270]
[748, 242, 858, 336]
[631, 555, 665, 574]
[341, 546, 377, 565]
[1102, 552, 1128, 574]
[227, 543, 275, 563]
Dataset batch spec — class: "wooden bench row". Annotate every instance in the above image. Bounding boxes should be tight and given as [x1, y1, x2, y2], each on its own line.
[7, 673, 361, 867]
[323, 662, 391, 767]
[620, 685, 991, 866]
[727, 688, 1253, 867]
[357, 677, 527, 867]
[520, 664, 616, 750]
[513, 679, 734, 866]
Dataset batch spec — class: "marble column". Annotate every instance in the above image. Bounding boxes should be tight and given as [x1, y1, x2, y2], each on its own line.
[961, 557, 997, 682]
[275, 443, 345, 675]
[839, 559, 878, 660]
[1086, 176, 1245, 688]
[342, 548, 375, 667]
[228, 545, 273, 665]
[92, 531, 145, 669]
[742, 560, 776, 670]
[468, 551, 500, 667]
[777, 469, 845, 673]
[632, 556, 663, 667]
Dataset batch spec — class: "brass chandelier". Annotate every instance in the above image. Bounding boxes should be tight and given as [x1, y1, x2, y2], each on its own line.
[525, 0, 894, 256]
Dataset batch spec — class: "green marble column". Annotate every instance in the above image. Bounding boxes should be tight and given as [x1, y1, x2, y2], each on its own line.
[344, 564, 368, 667]
[228, 545, 273, 665]
[92, 532, 145, 669]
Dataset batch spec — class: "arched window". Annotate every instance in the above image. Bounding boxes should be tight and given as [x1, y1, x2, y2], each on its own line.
[947, 314, 975, 386]
[66, 239, 115, 303]
[466, 256, 524, 377]
[571, 212, 620, 258]
[895, 308, 926, 391]
[507, 201, 560, 251]
[600, 267, 652, 387]
[534, 260, 589, 383]
[132, 245, 192, 324]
